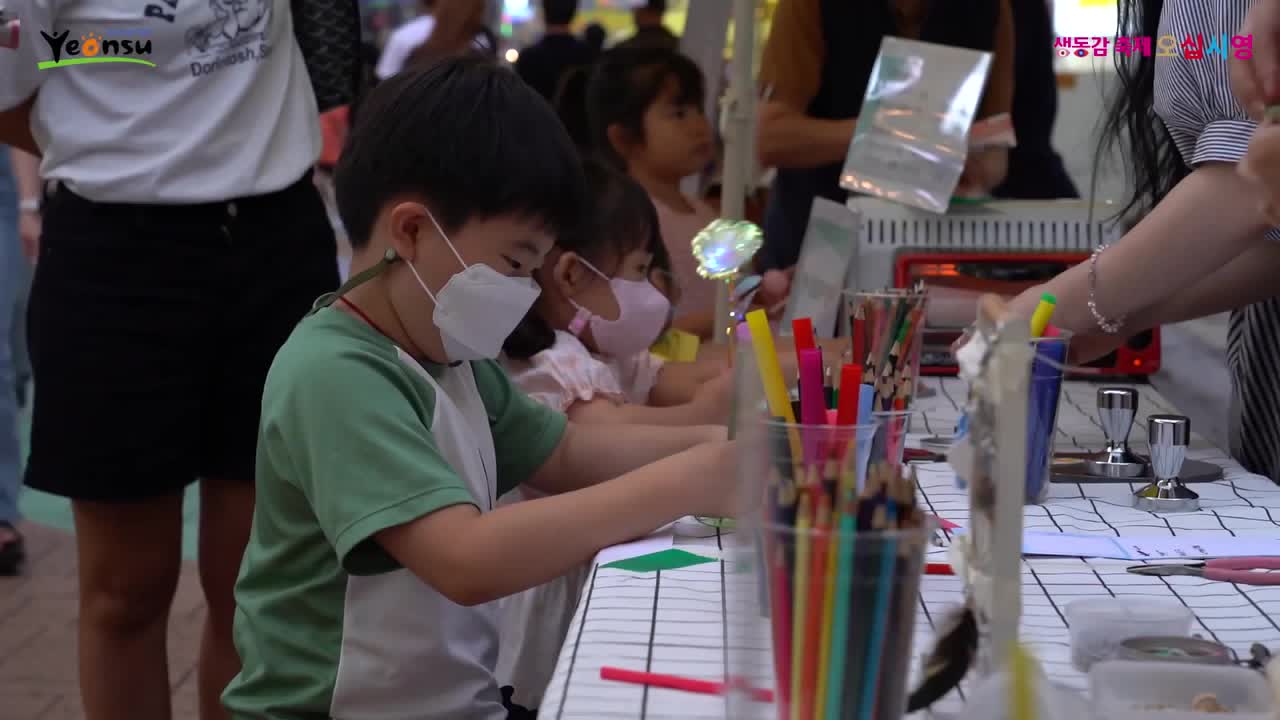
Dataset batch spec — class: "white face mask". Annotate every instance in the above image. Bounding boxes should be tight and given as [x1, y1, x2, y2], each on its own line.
[405, 211, 541, 363]
[567, 256, 671, 357]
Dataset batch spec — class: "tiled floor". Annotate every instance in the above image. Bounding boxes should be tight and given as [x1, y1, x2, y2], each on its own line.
[0, 522, 207, 720]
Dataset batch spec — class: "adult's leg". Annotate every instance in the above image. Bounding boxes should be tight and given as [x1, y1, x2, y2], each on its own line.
[73, 495, 185, 720]
[197, 175, 339, 718]
[25, 185, 211, 720]
[195, 476, 254, 720]
[12, 252, 30, 406]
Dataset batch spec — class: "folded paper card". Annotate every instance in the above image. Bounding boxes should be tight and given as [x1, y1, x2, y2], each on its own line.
[1021, 532, 1280, 561]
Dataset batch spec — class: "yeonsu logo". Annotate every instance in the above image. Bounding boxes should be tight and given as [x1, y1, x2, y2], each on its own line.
[38, 28, 155, 69]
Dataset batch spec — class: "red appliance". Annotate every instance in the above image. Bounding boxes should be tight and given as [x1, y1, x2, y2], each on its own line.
[893, 251, 1160, 378]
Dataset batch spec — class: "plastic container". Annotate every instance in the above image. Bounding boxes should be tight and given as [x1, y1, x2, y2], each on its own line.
[1091, 660, 1273, 719]
[1064, 597, 1193, 671]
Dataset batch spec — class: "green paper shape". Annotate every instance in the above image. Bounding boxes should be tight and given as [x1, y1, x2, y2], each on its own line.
[602, 548, 717, 573]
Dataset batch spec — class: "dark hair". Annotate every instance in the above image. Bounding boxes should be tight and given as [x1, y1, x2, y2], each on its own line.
[503, 158, 670, 359]
[638, 0, 665, 16]
[555, 65, 594, 150]
[583, 23, 606, 52]
[542, 0, 577, 26]
[585, 47, 705, 169]
[1098, 0, 1188, 219]
[335, 56, 586, 250]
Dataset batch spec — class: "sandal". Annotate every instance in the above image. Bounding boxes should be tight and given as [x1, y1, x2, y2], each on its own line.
[0, 521, 25, 576]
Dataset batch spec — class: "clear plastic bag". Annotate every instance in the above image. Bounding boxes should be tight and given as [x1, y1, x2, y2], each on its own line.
[840, 37, 993, 213]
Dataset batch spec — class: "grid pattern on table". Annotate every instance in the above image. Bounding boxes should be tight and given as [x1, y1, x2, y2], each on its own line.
[539, 379, 1280, 719]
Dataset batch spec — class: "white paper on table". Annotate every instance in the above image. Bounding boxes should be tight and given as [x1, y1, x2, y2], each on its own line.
[1022, 532, 1280, 560]
[593, 524, 676, 566]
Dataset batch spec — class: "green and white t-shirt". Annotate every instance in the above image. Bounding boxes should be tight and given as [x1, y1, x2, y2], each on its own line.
[222, 307, 566, 719]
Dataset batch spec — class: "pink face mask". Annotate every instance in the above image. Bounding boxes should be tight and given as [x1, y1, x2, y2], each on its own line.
[567, 256, 672, 357]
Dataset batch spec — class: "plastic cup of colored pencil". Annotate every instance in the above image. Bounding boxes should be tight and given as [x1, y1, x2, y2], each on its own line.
[725, 460, 932, 720]
[844, 290, 928, 413]
[869, 410, 913, 468]
[1025, 333, 1071, 504]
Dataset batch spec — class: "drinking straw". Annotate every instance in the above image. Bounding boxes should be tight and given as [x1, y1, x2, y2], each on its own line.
[792, 317, 817, 352]
[1029, 292, 1056, 338]
[790, 493, 813, 720]
[802, 495, 831, 720]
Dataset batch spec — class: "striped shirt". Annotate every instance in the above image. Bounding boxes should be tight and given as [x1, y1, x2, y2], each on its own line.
[1155, 0, 1280, 483]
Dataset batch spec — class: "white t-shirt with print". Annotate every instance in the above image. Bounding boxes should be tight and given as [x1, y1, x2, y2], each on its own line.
[0, 0, 320, 203]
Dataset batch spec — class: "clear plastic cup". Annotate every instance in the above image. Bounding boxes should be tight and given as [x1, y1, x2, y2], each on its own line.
[1064, 597, 1193, 671]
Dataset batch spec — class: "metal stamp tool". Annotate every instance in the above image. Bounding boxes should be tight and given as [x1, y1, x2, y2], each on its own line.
[1084, 387, 1147, 478]
[1051, 388, 1222, 484]
[1133, 415, 1199, 513]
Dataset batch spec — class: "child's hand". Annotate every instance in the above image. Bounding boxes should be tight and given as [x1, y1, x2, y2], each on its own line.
[750, 268, 793, 318]
[693, 367, 734, 424]
[691, 439, 742, 518]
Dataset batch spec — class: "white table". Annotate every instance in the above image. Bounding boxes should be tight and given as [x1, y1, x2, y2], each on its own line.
[538, 378, 1280, 719]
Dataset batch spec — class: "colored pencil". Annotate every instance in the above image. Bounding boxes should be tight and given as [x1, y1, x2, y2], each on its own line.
[790, 493, 812, 720]
[849, 291, 926, 412]
[859, 496, 899, 720]
[802, 495, 831, 720]
[825, 509, 856, 720]
[816, 497, 840, 720]
[599, 666, 775, 703]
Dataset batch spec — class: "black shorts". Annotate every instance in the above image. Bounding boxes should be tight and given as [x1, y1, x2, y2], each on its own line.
[24, 174, 340, 502]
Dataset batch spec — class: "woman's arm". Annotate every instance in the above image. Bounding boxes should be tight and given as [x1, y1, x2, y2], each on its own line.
[11, 147, 41, 258]
[0, 94, 38, 156]
[1011, 163, 1272, 331]
[11, 147, 40, 199]
[1124, 242, 1280, 328]
[755, 0, 857, 169]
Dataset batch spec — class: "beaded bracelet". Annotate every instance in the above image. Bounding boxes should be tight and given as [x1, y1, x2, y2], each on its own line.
[1087, 244, 1125, 335]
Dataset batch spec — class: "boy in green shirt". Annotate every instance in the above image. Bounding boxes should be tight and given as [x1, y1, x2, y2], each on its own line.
[221, 57, 737, 719]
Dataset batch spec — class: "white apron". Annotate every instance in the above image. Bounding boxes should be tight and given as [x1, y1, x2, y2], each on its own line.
[329, 351, 507, 720]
